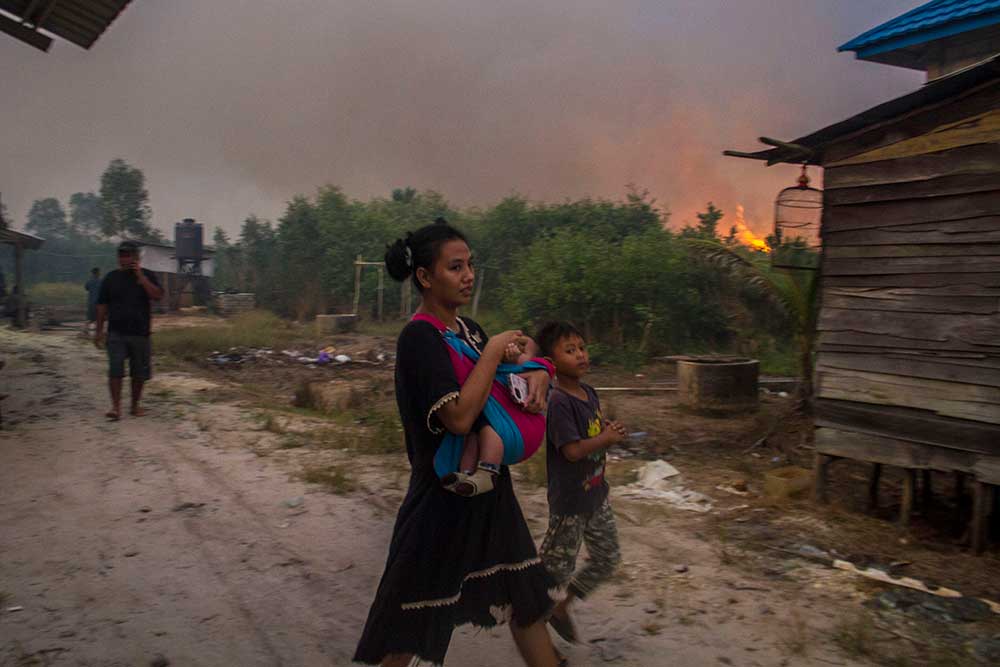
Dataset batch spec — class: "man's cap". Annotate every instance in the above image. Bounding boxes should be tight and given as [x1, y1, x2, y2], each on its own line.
[117, 241, 140, 254]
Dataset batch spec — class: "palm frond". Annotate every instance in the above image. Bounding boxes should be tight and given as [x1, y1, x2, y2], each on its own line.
[681, 239, 797, 317]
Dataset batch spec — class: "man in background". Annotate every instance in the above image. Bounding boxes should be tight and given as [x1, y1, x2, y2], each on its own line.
[94, 242, 163, 420]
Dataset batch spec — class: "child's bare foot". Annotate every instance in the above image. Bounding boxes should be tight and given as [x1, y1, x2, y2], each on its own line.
[131, 406, 146, 417]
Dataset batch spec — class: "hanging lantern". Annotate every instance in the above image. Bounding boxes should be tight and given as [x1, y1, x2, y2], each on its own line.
[772, 165, 822, 270]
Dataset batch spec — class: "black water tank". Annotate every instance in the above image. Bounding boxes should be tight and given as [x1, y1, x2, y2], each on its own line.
[175, 218, 203, 261]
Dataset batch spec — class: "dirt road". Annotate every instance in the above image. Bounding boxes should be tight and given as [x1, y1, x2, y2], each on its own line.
[2, 328, 878, 666]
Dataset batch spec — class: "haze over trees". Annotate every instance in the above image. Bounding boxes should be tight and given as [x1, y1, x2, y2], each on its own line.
[12, 161, 800, 370]
[9, 159, 159, 285]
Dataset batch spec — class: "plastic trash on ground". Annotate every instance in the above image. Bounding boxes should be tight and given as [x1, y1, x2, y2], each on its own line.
[617, 459, 713, 513]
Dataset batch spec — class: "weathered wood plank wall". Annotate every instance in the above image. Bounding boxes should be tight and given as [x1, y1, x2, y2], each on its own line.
[812, 80, 1000, 480]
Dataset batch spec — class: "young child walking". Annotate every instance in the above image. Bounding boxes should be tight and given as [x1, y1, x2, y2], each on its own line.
[537, 321, 626, 643]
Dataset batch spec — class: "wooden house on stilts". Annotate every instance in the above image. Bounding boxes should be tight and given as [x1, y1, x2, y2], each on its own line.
[727, 0, 1000, 552]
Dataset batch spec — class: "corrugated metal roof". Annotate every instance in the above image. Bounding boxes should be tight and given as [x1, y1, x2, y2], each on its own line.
[839, 0, 1000, 56]
[0, 0, 132, 51]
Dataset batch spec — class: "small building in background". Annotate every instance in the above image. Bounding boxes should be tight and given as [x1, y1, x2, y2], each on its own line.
[137, 241, 214, 311]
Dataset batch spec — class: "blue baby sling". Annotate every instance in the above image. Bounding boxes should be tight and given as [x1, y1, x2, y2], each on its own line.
[433, 329, 549, 479]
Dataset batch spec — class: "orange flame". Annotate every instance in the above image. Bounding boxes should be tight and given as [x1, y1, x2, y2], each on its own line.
[732, 205, 770, 252]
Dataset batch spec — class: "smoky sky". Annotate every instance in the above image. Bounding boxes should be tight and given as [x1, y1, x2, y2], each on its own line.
[1, 0, 923, 239]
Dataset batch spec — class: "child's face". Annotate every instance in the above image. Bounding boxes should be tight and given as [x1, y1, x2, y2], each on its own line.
[551, 334, 589, 380]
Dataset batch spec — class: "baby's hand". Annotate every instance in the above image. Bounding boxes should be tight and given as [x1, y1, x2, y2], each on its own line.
[503, 342, 522, 364]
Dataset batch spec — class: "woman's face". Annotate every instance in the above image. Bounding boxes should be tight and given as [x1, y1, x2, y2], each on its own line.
[419, 239, 475, 307]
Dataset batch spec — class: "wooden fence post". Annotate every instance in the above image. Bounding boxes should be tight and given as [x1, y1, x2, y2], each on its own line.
[472, 267, 485, 317]
[377, 267, 384, 321]
[352, 255, 362, 315]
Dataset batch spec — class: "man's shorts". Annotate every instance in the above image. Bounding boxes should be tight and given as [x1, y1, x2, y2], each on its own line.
[107, 332, 152, 381]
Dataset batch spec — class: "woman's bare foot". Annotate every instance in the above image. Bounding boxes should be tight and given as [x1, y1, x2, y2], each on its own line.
[131, 406, 146, 417]
[105, 409, 120, 421]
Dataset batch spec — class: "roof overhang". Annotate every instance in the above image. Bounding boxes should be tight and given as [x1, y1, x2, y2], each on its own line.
[0, 227, 44, 250]
[0, 0, 132, 52]
[723, 54, 1000, 166]
[842, 10, 1000, 70]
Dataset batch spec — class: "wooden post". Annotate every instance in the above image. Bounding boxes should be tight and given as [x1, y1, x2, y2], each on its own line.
[921, 470, 933, 514]
[954, 472, 967, 536]
[352, 255, 362, 316]
[472, 267, 485, 317]
[971, 481, 991, 555]
[900, 469, 917, 528]
[376, 267, 384, 321]
[867, 463, 882, 512]
[813, 454, 833, 504]
[14, 242, 25, 328]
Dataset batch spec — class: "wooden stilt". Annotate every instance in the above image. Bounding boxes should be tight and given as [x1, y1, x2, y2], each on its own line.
[971, 481, 990, 555]
[921, 469, 933, 514]
[813, 454, 834, 504]
[900, 469, 916, 528]
[14, 242, 25, 328]
[867, 463, 882, 512]
[992, 487, 1000, 537]
[954, 472, 967, 535]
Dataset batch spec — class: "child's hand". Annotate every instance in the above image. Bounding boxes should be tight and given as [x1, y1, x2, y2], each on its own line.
[485, 330, 524, 360]
[603, 420, 627, 445]
[502, 342, 522, 364]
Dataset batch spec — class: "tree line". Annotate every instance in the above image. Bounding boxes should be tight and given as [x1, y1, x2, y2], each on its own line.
[11, 158, 801, 364]
[212, 185, 795, 362]
[5, 159, 158, 285]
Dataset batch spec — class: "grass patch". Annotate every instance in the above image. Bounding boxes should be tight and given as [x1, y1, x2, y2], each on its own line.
[779, 615, 809, 656]
[148, 387, 176, 400]
[278, 434, 308, 449]
[755, 345, 798, 377]
[299, 464, 355, 494]
[254, 412, 286, 434]
[156, 310, 302, 362]
[27, 282, 83, 306]
[356, 318, 407, 338]
[352, 408, 403, 454]
[830, 613, 876, 660]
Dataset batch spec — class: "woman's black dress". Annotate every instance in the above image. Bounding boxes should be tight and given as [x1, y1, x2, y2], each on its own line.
[354, 316, 554, 665]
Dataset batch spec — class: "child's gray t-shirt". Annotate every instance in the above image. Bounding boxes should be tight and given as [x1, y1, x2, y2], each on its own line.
[545, 384, 609, 516]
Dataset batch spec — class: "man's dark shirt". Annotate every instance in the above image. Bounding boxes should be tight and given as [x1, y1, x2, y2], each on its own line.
[97, 269, 160, 336]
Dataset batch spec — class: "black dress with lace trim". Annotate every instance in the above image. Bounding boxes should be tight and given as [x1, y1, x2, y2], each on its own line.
[354, 316, 554, 665]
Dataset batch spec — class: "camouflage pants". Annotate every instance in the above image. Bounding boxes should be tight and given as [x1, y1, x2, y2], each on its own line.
[539, 498, 621, 599]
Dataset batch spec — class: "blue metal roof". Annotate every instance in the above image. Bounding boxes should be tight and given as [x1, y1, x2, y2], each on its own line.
[839, 0, 1000, 58]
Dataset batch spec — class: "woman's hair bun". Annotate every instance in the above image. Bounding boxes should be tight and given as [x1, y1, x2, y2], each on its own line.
[384, 235, 412, 282]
